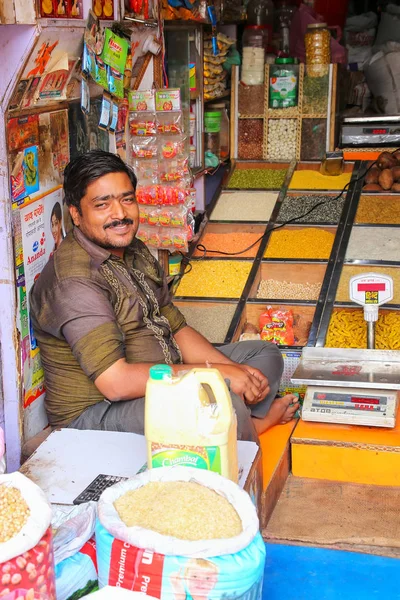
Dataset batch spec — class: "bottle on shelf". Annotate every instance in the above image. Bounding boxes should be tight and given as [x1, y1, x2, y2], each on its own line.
[246, 0, 274, 51]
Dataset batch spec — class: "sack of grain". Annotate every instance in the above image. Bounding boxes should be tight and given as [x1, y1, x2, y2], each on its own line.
[0, 471, 55, 599]
[52, 502, 98, 600]
[96, 467, 265, 598]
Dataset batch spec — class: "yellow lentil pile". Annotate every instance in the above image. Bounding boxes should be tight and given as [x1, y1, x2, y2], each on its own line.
[264, 227, 334, 259]
[336, 266, 400, 304]
[289, 170, 351, 190]
[114, 481, 242, 540]
[355, 196, 400, 224]
[326, 309, 400, 349]
[176, 260, 251, 298]
[257, 279, 321, 300]
[0, 485, 30, 542]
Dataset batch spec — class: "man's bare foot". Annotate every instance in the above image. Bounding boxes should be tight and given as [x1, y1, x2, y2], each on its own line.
[251, 395, 299, 435]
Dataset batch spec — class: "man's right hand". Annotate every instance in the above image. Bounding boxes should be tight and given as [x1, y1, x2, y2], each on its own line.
[217, 363, 268, 404]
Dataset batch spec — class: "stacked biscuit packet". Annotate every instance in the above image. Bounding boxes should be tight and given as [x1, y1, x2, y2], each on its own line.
[204, 33, 235, 101]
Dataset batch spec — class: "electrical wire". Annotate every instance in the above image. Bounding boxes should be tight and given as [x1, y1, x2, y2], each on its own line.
[193, 151, 396, 259]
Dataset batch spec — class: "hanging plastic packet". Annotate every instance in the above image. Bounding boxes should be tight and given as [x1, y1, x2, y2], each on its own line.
[109, 102, 119, 132]
[81, 77, 90, 114]
[129, 113, 157, 136]
[131, 137, 158, 159]
[156, 112, 183, 134]
[82, 43, 92, 76]
[94, 57, 108, 89]
[99, 94, 112, 130]
[107, 66, 124, 98]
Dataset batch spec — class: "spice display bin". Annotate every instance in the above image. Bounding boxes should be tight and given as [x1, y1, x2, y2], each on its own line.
[174, 300, 239, 344]
[192, 223, 266, 258]
[174, 259, 253, 300]
[289, 161, 354, 191]
[231, 64, 338, 161]
[335, 264, 400, 306]
[276, 191, 347, 225]
[355, 195, 400, 225]
[323, 306, 400, 350]
[225, 161, 290, 190]
[249, 262, 327, 302]
[263, 224, 337, 261]
[345, 226, 400, 264]
[209, 191, 279, 223]
[231, 301, 317, 347]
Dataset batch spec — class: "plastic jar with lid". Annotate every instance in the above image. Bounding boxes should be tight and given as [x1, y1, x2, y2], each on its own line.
[269, 58, 298, 108]
[242, 27, 266, 86]
[204, 111, 221, 159]
[305, 23, 331, 77]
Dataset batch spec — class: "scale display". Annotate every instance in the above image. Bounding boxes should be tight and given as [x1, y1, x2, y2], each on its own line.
[302, 386, 398, 427]
[341, 117, 400, 146]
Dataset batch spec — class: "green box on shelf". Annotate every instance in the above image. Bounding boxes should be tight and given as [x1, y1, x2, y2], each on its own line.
[101, 29, 129, 74]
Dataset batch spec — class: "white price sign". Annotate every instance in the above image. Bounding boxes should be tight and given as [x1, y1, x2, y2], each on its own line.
[349, 272, 393, 307]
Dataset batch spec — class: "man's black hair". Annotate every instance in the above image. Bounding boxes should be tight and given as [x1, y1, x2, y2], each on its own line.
[63, 150, 137, 214]
[51, 201, 62, 222]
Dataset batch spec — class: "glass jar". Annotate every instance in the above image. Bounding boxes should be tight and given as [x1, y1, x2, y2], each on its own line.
[246, 0, 274, 28]
[269, 58, 298, 108]
[305, 23, 331, 78]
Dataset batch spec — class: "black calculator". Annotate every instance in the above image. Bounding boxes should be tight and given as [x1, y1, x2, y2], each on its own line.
[73, 474, 128, 504]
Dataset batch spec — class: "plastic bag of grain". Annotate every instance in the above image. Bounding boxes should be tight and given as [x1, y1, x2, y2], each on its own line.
[52, 502, 98, 600]
[0, 471, 55, 599]
[96, 467, 265, 599]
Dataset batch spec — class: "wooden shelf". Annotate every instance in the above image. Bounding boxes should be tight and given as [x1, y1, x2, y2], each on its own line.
[238, 114, 264, 119]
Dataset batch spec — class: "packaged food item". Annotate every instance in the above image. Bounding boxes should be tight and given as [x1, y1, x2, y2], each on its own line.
[129, 113, 157, 136]
[129, 89, 156, 112]
[132, 159, 159, 184]
[259, 311, 275, 342]
[259, 306, 295, 345]
[137, 225, 188, 251]
[96, 468, 265, 596]
[159, 137, 186, 160]
[271, 307, 294, 345]
[155, 89, 181, 111]
[136, 185, 191, 206]
[156, 112, 183, 134]
[131, 137, 158, 159]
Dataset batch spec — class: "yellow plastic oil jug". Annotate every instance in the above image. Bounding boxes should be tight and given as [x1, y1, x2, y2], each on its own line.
[145, 365, 238, 482]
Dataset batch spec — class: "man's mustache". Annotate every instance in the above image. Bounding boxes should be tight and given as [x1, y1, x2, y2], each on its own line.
[103, 218, 134, 230]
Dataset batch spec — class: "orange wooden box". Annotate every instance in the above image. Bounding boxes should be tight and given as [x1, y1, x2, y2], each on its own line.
[291, 411, 400, 486]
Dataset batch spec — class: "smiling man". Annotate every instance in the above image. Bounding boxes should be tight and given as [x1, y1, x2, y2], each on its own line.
[30, 150, 298, 441]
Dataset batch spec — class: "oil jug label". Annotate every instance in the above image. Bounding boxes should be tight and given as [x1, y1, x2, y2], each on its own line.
[151, 443, 222, 474]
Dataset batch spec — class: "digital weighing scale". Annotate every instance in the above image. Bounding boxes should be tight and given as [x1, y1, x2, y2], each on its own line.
[292, 273, 399, 428]
[341, 115, 400, 147]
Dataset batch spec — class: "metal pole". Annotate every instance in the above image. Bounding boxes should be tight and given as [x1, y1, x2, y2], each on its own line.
[367, 321, 375, 350]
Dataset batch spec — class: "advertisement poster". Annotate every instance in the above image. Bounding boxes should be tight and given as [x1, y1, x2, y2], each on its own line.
[20, 187, 64, 304]
[18, 188, 64, 412]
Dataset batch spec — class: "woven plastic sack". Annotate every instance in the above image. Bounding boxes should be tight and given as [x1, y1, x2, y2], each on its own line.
[0, 472, 55, 599]
[96, 467, 266, 598]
